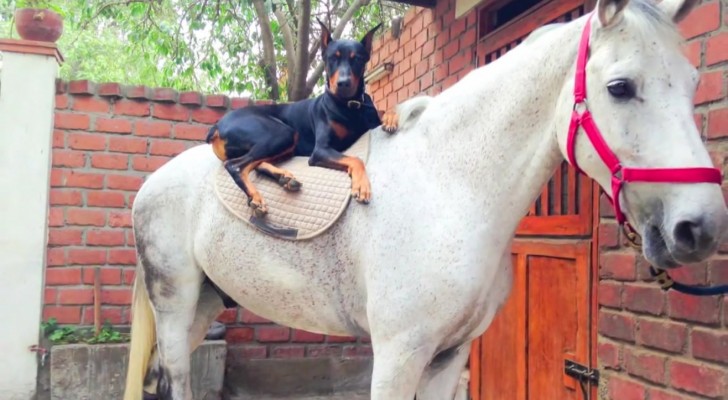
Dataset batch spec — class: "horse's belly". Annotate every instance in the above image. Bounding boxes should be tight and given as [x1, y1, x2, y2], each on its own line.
[194, 201, 367, 337]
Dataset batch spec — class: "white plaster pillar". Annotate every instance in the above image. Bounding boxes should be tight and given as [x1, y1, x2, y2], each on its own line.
[0, 39, 62, 400]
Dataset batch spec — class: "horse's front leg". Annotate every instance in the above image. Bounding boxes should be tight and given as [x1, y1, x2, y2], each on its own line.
[369, 337, 436, 400]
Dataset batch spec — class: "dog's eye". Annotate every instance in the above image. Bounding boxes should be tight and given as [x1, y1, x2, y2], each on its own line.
[607, 79, 636, 100]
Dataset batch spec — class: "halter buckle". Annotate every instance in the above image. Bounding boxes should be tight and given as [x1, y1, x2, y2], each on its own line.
[622, 223, 642, 249]
[572, 98, 589, 113]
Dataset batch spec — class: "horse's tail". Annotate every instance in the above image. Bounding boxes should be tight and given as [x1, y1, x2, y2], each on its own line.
[395, 95, 432, 132]
[205, 124, 218, 143]
[123, 264, 156, 400]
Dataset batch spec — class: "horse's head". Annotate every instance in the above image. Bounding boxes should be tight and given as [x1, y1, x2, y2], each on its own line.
[557, 0, 728, 269]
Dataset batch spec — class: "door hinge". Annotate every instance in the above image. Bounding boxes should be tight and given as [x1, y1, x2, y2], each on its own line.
[564, 359, 599, 385]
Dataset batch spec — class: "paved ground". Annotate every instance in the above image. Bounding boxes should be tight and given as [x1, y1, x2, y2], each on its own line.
[227, 393, 370, 400]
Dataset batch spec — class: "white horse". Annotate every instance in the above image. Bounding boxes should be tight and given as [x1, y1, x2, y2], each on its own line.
[123, 0, 728, 399]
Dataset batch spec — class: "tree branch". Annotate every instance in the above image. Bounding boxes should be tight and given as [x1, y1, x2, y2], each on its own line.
[252, 0, 280, 100]
[274, 8, 296, 85]
[290, 0, 312, 101]
[305, 61, 325, 94]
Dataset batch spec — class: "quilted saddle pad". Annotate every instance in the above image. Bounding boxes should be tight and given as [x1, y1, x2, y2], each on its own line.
[213, 131, 371, 240]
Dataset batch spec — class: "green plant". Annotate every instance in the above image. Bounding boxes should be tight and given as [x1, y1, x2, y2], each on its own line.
[40, 318, 129, 345]
[16, 0, 64, 15]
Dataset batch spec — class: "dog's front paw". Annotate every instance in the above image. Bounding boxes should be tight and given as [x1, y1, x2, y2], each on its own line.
[382, 111, 398, 134]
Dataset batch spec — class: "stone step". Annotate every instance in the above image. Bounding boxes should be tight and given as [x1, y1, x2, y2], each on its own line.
[225, 392, 370, 400]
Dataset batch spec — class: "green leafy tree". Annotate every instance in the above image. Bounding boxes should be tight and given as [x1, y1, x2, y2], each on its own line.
[1, 0, 407, 101]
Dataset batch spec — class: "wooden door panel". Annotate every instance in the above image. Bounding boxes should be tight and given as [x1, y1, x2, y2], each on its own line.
[473, 241, 592, 400]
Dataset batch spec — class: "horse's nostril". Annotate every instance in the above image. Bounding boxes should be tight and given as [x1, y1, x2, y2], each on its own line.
[673, 219, 702, 253]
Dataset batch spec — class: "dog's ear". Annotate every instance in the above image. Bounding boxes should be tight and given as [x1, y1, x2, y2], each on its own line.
[317, 18, 333, 51]
[360, 23, 382, 54]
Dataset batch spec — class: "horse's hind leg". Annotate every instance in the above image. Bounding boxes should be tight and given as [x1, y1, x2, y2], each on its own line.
[143, 283, 225, 399]
[415, 344, 471, 400]
[256, 162, 302, 191]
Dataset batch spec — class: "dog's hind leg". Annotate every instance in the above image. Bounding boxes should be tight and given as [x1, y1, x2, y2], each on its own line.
[256, 162, 302, 191]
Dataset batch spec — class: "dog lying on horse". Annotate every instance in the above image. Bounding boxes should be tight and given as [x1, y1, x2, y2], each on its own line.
[206, 20, 399, 217]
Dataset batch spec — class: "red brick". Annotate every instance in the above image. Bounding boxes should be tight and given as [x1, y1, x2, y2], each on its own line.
[598, 310, 635, 342]
[152, 104, 190, 122]
[292, 329, 325, 343]
[599, 222, 620, 249]
[52, 150, 86, 168]
[86, 229, 126, 246]
[668, 290, 720, 324]
[108, 211, 132, 228]
[125, 85, 152, 100]
[95, 117, 132, 134]
[448, 50, 472, 75]
[600, 252, 636, 281]
[216, 309, 237, 323]
[66, 208, 106, 227]
[256, 326, 290, 342]
[98, 83, 122, 97]
[153, 88, 178, 102]
[55, 94, 68, 109]
[126, 229, 136, 246]
[68, 80, 95, 95]
[307, 345, 342, 358]
[87, 191, 126, 208]
[49, 189, 82, 206]
[44, 288, 57, 304]
[240, 310, 267, 324]
[48, 207, 64, 227]
[179, 91, 203, 106]
[173, 123, 209, 141]
[708, 258, 728, 285]
[64, 171, 105, 189]
[664, 262, 707, 285]
[67, 248, 107, 265]
[53, 130, 65, 148]
[109, 137, 147, 154]
[83, 306, 125, 325]
[55, 113, 91, 130]
[706, 32, 728, 66]
[707, 108, 728, 139]
[132, 155, 170, 172]
[460, 28, 477, 50]
[682, 40, 701, 67]
[206, 95, 230, 108]
[625, 349, 665, 384]
[150, 139, 187, 156]
[46, 248, 65, 267]
[123, 269, 135, 285]
[225, 327, 254, 343]
[271, 345, 305, 358]
[101, 289, 132, 305]
[68, 133, 106, 151]
[622, 284, 664, 315]
[669, 360, 726, 398]
[45, 267, 82, 285]
[636, 318, 687, 353]
[694, 70, 724, 105]
[599, 281, 622, 308]
[648, 388, 688, 400]
[48, 228, 83, 246]
[691, 328, 728, 363]
[107, 174, 143, 191]
[327, 335, 357, 343]
[113, 99, 151, 117]
[231, 97, 251, 109]
[134, 120, 172, 137]
[43, 306, 81, 324]
[91, 154, 128, 170]
[82, 267, 122, 285]
[71, 96, 110, 113]
[678, 1, 721, 39]
[191, 108, 225, 124]
[343, 345, 372, 358]
[108, 249, 137, 265]
[58, 288, 93, 305]
[607, 377, 646, 400]
[598, 340, 620, 369]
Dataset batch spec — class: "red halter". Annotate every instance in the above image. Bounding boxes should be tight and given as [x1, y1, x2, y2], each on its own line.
[565, 13, 722, 235]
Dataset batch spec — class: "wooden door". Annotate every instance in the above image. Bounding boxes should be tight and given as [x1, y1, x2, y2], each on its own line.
[468, 1, 598, 399]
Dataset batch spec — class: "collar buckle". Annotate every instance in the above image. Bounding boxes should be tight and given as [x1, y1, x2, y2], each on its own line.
[347, 100, 362, 110]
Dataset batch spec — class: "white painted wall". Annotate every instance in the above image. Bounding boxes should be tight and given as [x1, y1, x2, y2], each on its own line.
[0, 49, 58, 400]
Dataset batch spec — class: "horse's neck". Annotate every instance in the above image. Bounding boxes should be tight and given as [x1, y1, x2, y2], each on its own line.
[407, 19, 585, 237]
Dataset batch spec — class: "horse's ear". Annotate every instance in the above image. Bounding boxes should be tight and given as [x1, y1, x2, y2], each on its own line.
[596, 0, 629, 27]
[318, 18, 333, 51]
[360, 23, 382, 54]
[656, 0, 698, 23]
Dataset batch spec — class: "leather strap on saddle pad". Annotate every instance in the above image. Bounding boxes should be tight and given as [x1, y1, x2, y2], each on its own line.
[213, 131, 371, 240]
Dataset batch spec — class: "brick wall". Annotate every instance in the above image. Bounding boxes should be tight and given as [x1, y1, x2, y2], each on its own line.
[367, 1, 728, 399]
[598, 2, 728, 399]
[47, 80, 371, 360]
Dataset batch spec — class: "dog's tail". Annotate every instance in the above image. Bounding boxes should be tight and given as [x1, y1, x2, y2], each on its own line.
[205, 124, 218, 144]
[394, 95, 432, 132]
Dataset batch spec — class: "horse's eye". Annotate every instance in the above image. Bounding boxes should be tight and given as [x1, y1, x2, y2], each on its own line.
[607, 79, 635, 100]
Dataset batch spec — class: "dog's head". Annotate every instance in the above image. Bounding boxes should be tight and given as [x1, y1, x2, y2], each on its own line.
[318, 19, 381, 100]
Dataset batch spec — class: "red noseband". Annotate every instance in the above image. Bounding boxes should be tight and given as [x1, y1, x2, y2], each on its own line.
[565, 12, 722, 234]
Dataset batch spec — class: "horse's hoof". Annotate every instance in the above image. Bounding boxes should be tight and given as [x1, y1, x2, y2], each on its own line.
[279, 176, 302, 192]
